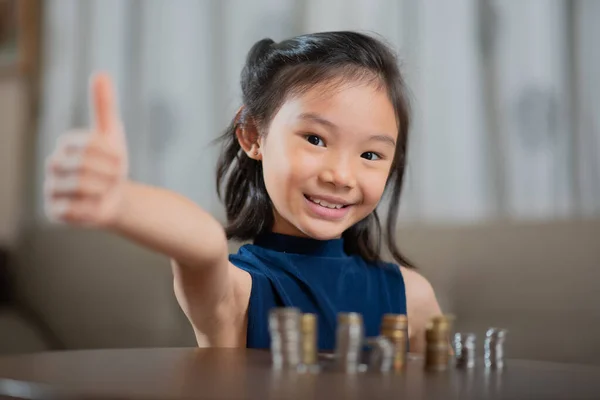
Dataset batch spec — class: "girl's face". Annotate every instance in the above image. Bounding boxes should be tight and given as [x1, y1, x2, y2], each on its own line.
[258, 81, 399, 240]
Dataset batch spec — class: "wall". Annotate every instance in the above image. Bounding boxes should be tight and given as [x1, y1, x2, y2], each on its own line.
[0, 77, 27, 249]
[0, 76, 51, 355]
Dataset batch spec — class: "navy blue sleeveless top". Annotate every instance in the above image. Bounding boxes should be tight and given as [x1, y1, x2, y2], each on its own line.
[229, 232, 407, 350]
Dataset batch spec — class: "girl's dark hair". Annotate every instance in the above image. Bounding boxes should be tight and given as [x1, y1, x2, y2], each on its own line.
[216, 31, 414, 268]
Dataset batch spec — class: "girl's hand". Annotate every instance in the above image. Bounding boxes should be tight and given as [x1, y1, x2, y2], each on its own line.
[44, 73, 129, 228]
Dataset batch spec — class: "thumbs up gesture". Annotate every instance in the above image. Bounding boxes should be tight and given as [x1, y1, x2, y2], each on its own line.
[45, 73, 129, 227]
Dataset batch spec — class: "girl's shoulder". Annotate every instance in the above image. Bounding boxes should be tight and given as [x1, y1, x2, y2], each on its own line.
[400, 266, 440, 312]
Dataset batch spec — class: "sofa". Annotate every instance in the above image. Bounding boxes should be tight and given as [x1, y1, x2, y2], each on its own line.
[5, 218, 600, 364]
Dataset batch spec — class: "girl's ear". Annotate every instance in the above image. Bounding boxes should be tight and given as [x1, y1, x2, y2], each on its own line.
[235, 106, 262, 161]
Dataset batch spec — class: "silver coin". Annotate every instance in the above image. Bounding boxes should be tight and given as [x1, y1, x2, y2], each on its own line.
[366, 336, 394, 372]
[334, 313, 364, 373]
[484, 328, 507, 369]
[269, 308, 302, 370]
[454, 333, 476, 369]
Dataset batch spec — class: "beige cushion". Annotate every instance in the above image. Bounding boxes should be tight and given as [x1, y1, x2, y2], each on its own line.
[399, 219, 600, 365]
[0, 308, 51, 354]
[15, 226, 196, 349]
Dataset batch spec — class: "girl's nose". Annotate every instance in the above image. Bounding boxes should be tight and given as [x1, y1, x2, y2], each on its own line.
[319, 155, 357, 189]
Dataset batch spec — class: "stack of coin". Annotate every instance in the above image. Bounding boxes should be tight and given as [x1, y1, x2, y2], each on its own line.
[484, 328, 507, 369]
[366, 336, 394, 372]
[334, 312, 364, 373]
[380, 314, 408, 371]
[269, 307, 302, 370]
[301, 313, 318, 368]
[425, 315, 453, 371]
[454, 332, 476, 369]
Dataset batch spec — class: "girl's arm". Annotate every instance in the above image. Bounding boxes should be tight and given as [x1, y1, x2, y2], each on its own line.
[113, 182, 228, 269]
[114, 182, 252, 347]
[45, 73, 250, 346]
[45, 72, 228, 270]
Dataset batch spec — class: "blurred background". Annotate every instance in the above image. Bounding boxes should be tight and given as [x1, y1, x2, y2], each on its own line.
[0, 0, 599, 364]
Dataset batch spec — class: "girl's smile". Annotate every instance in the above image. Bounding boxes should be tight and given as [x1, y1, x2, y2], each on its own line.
[304, 194, 353, 221]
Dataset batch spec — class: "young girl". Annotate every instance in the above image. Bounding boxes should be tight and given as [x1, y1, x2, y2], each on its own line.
[45, 31, 442, 352]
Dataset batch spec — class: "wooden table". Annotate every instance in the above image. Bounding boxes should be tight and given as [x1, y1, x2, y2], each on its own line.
[1, 348, 599, 399]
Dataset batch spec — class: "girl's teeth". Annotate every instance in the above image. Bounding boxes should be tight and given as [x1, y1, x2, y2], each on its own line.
[310, 197, 343, 209]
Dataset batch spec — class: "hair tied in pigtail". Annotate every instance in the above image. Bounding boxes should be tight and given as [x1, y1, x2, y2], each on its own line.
[244, 39, 277, 91]
[247, 38, 276, 66]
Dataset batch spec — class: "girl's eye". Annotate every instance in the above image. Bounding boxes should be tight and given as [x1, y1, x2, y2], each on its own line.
[306, 135, 325, 147]
[361, 151, 381, 161]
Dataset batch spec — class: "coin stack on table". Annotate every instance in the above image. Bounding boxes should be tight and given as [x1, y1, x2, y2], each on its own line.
[268, 307, 302, 370]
